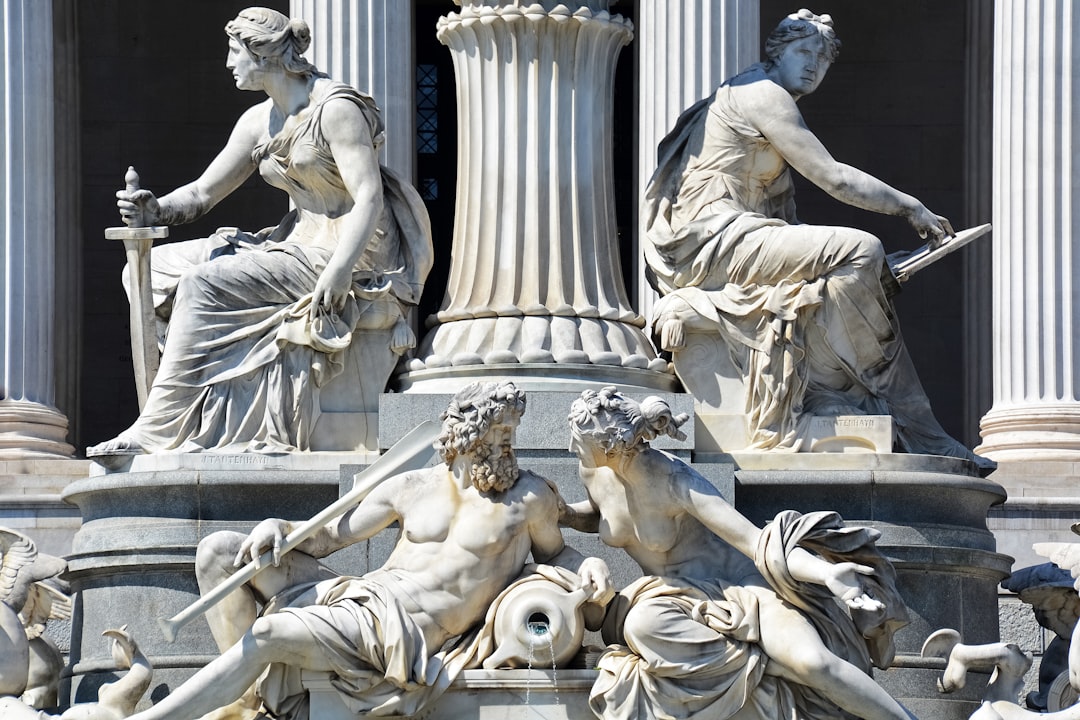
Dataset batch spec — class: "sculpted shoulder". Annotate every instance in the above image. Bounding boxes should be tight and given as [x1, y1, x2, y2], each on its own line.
[235, 98, 275, 141]
[730, 74, 802, 130]
[514, 470, 563, 511]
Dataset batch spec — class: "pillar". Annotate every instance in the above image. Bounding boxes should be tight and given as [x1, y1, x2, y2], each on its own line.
[634, 0, 758, 320]
[402, 0, 673, 394]
[980, 0, 1080, 571]
[978, 0, 1080, 465]
[291, 0, 415, 179]
[0, 0, 74, 458]
[961, 0, 994, 449]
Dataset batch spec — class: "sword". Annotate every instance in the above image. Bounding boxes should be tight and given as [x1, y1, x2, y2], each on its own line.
[104, 167, 168, 409]
[157, 419, 441, 642]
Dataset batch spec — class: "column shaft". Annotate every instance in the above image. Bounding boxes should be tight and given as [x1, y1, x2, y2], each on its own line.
[978, 0, 1080, 461]
[291, 0, 415, 179]
[0, 0, 73, 457]
[405, 1, 671, 391]
[635, 0, 758, 320]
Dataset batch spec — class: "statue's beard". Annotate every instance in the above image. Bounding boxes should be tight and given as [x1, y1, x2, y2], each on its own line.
[471, 441, 519, 493]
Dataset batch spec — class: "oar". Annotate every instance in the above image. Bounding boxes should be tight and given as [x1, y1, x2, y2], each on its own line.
[158, 419, 441, 642]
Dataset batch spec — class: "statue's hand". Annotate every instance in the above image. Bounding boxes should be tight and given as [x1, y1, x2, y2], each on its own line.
[116, 188, 160, 227]
[908, 204, 955, 250]
[824, 561, 885, 613]
[578, 556, 615, 606]
[310, 263, 353, 322]
[235, 518, 292, 569]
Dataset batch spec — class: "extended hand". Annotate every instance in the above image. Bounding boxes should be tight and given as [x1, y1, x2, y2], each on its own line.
[908, 204, 955, 250]
[310, 263, 353, 322]
[824, 561, 885, 612]
[116, 188, 161, 227]
[234, 518, 293, 569]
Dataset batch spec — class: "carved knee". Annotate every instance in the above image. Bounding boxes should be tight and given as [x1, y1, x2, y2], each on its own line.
[195, 531, 244, 584]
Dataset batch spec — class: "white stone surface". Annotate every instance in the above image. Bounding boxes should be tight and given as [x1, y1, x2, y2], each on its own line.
[978, 0, 1080, 463]
[407, 1, 667, 383]
[0, 0, 73, 459]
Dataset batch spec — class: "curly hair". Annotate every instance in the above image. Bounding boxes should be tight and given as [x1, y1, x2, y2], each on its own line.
[437, 381, 527, 466]
[764, 9, 841, 65]
[567, 386, 688, 456]
[225, 7, 320, 77]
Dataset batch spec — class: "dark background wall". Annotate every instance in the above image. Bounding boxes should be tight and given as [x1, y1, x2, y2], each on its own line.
[75, 1, 974, 452]
[78, 1, 290, 448]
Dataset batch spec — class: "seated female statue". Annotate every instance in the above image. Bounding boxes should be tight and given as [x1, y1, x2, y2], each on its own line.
[88, 7, 432, 461]
[565, 386, 915, 720]
[644, 9, 992, 472]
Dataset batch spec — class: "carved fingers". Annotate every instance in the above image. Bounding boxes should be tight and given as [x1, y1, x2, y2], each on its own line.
[577, 556, 615, 606]
[116, 188, 160, 227]
[234, 519, 292, 569]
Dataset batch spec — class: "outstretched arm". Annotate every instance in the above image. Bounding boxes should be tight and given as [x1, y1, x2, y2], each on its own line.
[743, 81, 953, 244]
[234, 476, 401, 566]
[117, 102, 265, 227]
[308, 97, 384, 318]
[675, 463, 881, 609]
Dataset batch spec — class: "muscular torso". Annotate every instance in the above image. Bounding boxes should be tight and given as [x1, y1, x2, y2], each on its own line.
[378, 469, 554, 640]
[582, 452, 759, 585]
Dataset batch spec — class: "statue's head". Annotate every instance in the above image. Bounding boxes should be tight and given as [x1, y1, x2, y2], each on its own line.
[567, 386, 688, 459]
[437, 381, 527, 493]
[225, 7, 319, 78]
[764, 9, 841, 66]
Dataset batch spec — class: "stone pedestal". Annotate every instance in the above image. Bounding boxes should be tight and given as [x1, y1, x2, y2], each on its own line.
[306, 669, 595, 720]
[727, 452, 1011, 719]
[59, 455, 372, 705]
[402, 0, 670, 394]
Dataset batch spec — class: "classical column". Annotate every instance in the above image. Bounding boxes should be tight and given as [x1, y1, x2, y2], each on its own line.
[402, 0, 672, 393]
[635, 0, 759, 319]
[291, 0, 415, 179]
[0, 0, 73, 458]
[977, 0, 1080, 465]
[961, 0, 993, 449]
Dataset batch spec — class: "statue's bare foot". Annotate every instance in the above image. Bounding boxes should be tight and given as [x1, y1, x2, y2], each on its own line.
[86, 436, 145, 469]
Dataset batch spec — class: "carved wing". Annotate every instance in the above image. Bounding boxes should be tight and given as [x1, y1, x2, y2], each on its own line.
[20, 581, 73, 639]
[0, 527, 37, 609]
[1018, 584, 1080, 638]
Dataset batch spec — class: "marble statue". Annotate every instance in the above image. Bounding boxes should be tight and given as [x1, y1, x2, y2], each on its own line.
[562, 386, 913, 720]
[643, 9, 993, 470]
[0, 528, 152, 719]
[123, 381, 611, 720]
[1002, 562, 1079, 710]
[924, 530, 1080, 719]
[0, 527, 69, 707]
[87, 7, 433, 463]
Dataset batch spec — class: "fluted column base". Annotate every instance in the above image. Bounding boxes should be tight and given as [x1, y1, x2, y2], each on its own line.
[977, 403, 1080, 462]
[0, 400, 75, 458]
[409, 315, 667, 373]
